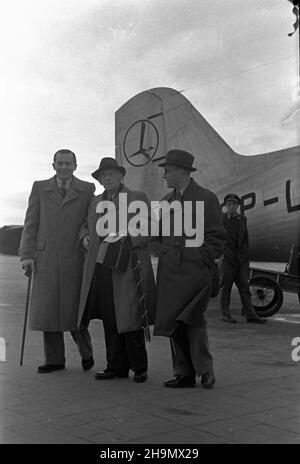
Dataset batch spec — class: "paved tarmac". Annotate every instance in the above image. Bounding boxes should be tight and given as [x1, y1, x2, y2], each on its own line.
[0, 255, 299, 444]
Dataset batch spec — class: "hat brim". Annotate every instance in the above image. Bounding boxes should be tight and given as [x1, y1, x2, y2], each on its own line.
[92, 166, 126, 179]
[224, 197, 240, 204]
[158, 161, 197, 172]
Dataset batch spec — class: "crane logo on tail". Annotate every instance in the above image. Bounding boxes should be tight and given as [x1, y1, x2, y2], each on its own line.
[123, 119, 159, 167]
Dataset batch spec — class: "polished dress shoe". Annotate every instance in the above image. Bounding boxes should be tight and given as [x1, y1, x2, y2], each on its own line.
[133, 371, 148, 383]
[201, 371, 216, 389]
[164, 375, 196, 388]
[247, 316, 267, 324]
[94, 368, 128, 380]
[82, 356, 94, 371]
[37, 364, 65, 373]
[222, 315, 237, 323]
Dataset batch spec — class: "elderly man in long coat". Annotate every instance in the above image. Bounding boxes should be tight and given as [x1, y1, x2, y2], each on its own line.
[154, 149, 226, 388]
[19, 149, 95, 373]
[78, 157, 156, 383]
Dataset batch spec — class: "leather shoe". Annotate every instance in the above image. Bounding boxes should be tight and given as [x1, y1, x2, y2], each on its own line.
[164, 375, 196, 388]
[37, 364, 65, 373]
[201, 371, 216, 389]
[247, 316, 267, 324]
[133, 371, 148, 383]
[222, 315, 237, 323]
[94, 368, 128, 380]
[82, 356, 94, 371]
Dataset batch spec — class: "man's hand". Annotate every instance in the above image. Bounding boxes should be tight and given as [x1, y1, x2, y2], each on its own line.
[21, 258, 35, 276]
[82, 235, 90, 250]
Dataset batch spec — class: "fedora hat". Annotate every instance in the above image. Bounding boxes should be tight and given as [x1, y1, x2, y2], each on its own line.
[158, 149, 197, 172]
[92, 157, 126, 179]
[224, 193, 241, 204]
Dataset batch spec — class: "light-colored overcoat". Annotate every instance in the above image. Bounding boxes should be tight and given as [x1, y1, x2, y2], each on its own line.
[19, 176, 95, 331]
[154, 178, 226, 336]
[77, 185, 156, 334]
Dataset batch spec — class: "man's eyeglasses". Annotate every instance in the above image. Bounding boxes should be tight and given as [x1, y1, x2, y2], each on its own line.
[163, 168, 178, 175]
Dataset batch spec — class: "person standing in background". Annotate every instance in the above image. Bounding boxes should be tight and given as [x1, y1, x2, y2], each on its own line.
[220, 193, 266, 324]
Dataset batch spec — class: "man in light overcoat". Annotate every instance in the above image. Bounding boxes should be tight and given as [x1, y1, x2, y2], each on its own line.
[19, 149, 95, 373]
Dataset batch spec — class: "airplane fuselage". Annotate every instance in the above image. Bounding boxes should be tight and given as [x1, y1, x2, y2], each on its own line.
[216, 148, 300, 262]
[115, 87, 300, 264]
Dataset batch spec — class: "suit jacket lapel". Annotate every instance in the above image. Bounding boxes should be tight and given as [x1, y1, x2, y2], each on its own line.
[93, 192, 116, 242]
[61, 176, 84, 206]
[115, 184, 130, 233]
[181, 178, 198, 201]
[96, 184, 130, 236]
[44, 176, 63, 205]
[45, 175, 84, 206]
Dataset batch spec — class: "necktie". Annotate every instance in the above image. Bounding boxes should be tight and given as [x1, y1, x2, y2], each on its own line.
[61, 180, 67, 198]
[173, 190, 182, 201]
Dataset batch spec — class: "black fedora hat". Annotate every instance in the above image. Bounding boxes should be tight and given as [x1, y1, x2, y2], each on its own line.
[92, 157, 126, 179]
[224, 193, 241, 204]
[158, 149, 197, 172]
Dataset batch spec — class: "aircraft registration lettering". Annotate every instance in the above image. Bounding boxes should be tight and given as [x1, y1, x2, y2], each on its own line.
[238, 179, 299, 215]
[264, 197, 279, 206]
[240, 192, 256, 214]
[286, 180, 300, 213]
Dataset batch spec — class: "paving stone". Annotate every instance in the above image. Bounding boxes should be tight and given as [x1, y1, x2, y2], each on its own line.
[1, 255, 300, 444]
[95, 415, 183, 440]
[196, 419, 290, 443]
[85, 431, 130, 444]
[139, 427, 239, 444]
[65, 422, 110, 438]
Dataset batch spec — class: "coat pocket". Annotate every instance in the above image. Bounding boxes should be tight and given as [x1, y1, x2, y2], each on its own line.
[36, 240, 46, 250]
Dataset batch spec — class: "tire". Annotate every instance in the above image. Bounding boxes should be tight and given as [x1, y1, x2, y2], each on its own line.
[249, 275, 283, 317]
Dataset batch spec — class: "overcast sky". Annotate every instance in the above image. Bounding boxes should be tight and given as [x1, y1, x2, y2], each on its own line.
[0, 0, 298, 225]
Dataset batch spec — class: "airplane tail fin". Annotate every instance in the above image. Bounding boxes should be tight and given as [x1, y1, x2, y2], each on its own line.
[115, 87, 237, 198]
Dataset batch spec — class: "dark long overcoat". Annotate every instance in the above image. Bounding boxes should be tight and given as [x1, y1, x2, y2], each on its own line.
[154, 178, 226, 336]
[77, 185, 156, 334]
[19, 176, 95, 331]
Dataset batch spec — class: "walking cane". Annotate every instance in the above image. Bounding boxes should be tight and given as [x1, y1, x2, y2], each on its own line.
[131, 247, 151, 342]
[20, 269, 33, 366]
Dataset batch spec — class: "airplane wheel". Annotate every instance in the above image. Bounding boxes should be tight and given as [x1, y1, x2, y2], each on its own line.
[249, 276, 283, 317]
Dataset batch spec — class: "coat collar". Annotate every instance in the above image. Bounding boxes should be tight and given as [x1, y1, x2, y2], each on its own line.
[223, 212, 243, 221]
[181, 178, 198, 200]
[98, 184, 131, 202]
[165, 178, 199, 202]
[92, 184, 130, 215]
[45, 175, 84, 206]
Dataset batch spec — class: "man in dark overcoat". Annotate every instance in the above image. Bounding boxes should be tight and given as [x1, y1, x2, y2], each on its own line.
[154, 149, 226, 388]
[220, 193, 266, 324]
[19, 149, 95, 373]
[78, 157, 156, 383]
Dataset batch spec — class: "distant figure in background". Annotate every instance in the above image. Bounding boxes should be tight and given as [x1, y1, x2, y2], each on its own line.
[220, 193, 266, 324]
[19, 149, 95, 372]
